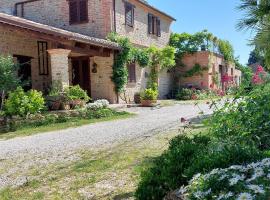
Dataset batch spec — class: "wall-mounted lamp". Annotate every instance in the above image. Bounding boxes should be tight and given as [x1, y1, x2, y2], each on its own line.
[92, 62, 98, 73]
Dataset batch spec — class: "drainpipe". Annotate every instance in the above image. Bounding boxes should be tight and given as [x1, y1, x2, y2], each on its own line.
[113, 0, 116, 33]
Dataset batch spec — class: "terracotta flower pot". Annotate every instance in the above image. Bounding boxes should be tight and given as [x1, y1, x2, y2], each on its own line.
[70, 99, 85, 109]
[141, 99, 157, 107]
[50, 102, 61, 110]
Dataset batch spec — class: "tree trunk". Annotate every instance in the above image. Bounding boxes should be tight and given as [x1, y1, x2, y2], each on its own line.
[0, 90, 5, 111]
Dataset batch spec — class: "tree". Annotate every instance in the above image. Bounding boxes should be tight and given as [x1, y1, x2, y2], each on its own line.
[237, 0, 270, 69]
[218, 40, 235, 62]
[0, 55, 20, 110]
[248, 47, 265, 66]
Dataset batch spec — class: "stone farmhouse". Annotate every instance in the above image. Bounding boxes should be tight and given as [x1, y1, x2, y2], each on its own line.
[177, 51, 242, 91]
[0, 0, 175, 103]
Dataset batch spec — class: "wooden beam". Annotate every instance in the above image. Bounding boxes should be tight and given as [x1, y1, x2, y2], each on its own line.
[58, 44, 111, 57]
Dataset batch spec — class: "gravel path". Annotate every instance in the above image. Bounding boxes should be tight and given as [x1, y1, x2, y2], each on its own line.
[0, 103, 213, 189]
[0, 103, 212, 159]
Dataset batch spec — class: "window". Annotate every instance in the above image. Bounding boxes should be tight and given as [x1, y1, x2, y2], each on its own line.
[148, 14, 161, 37]
[127, 62, 136, 83]
[231, 68, 234, 76]
[69, 0, 88, 24]
[125, 2, 134, 27]
[37, 41, 49, 75]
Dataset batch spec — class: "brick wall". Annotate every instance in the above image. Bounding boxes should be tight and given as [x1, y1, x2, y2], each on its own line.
[1, 0, 113, 39]
[0, 24, 51, 91]
[179, 51, 241, 90]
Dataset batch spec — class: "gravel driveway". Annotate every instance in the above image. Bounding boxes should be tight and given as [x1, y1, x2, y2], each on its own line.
[0, 103, 212, 189]
[0, 103, 212, 159]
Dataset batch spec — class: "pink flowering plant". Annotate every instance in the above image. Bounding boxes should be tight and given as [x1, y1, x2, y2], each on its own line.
[178, 158, 270, 200]
[252, 65, 269, 85]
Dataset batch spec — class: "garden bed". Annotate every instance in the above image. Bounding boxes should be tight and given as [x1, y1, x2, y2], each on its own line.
[0, 108, 133, 140]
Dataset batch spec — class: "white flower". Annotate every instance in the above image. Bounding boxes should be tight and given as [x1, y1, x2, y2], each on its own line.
[229, 174, 245, 186]
[237, 192, 253, 200]
[218, 174, 228, 181]
[247, 184, 265, 194]
[193, 189, 211, 199]
[247, 167, 264, 182]
[95, 99, 109, 108]
[189, 173, 202, 184]
[86, 99, 109, 110]
[217, 192, 234, 200]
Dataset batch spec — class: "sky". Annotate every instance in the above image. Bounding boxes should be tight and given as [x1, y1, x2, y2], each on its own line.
[147, 0, 254, 65]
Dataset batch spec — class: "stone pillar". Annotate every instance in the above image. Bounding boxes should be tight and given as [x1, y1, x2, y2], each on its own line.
[47, 49, 71, 88]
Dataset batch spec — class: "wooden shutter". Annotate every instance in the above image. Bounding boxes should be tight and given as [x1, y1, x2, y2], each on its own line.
[152, 16, 156, 34]
[148, 14, 153, 34]
[69, 0, 78, 24]
[79, 0, 88, 22]
[156, 18, 161, 37]
[125, 3, 134, 27]
[128, 63, 136, 83]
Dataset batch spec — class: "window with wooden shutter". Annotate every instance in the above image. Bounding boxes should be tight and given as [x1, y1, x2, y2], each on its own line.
[148, 14, 161, 36]
[127, 62, 136, 83]
[37, 41, 49, 76]
[69, 0, 88, 24]
[156, 18, 161, 37]
[148, 14, 153, 34]
[125, 2, 134, 27]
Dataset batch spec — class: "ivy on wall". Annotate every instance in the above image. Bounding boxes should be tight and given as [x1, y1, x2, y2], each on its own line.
[183, 63, 208, 78]
[107, 33, 175, 93]
[107, 33, 149, 93]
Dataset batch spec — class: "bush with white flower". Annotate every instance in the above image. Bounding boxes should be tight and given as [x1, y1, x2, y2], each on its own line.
[178, 158, 270, 200]
[86, 99, 109, 110]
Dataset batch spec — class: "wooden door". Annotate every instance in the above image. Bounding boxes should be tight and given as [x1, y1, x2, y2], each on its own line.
[71, 57, 91, 96]
[14, 55, 32, 91]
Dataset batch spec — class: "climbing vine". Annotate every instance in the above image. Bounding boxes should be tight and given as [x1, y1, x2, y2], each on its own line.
[107, 33, 149, 93]
[107, 33, 175, 93]
[146, 46, 176, 90]
[183, 63, 208, 77]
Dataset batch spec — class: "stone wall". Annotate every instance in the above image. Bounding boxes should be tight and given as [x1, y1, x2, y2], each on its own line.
[0, 24, 51, 91]
[115, 0, 173, 48]
[90, 54, 117, 103]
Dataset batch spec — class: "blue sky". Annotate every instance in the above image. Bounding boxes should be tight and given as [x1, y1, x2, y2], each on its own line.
[148, 0, 254, 65]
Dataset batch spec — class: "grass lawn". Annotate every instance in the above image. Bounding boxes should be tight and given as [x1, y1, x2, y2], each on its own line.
[0, 124, 206, 200]
[0, 112, 134, 140]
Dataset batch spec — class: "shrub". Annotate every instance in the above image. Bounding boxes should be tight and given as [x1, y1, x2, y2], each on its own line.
[86, 108, 114, 119]
[140, 88, 158, 100]
[179, 158, 270, 200]
[135, 135, 264, 200]
[135, 135, 211, 200]
[65, 85, 90, 102]
[4, 87, 45, 117]
[176, 88, 194, 100]
[209, 83, 270, 150]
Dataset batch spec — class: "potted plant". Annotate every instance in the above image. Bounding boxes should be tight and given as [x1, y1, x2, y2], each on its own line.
[65, 85, 90, 109]
[140, 88, 158, 107]
[46, 81, 65, 111]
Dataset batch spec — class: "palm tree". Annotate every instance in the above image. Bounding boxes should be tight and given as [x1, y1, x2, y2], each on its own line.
[237, 0, 270, 69]
[237, 0, 270, 31]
